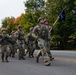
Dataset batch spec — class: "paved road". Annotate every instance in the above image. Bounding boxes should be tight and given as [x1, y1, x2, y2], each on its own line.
[0, 50, 76, 75]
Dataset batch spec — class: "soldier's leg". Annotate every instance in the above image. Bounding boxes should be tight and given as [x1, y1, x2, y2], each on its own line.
[9, 51, 12, 57]
[1, 46, 5, 62]
[37, 39, 50, 66]
[40, 40, 50, 66]
[26, 50, 29, 54]
[36, 51, 42, 63]
[46, 50, 54, 60]
[31, 48, 35, 57]
[12, 51, 15, 57]
[11, 45, 15, 58]
[18, 47, 22, 60]
[41, 48, 50, 66]
[27, 47, 31, 58]
[27, 43, 32, 58]
[31, 44, 36, 57]
[47, 41, 54, 61]
[1, 53, 4, 62]
[36, 39, 44, 63]
[12, 50, 15, 57]
[21, 49, 25, 60]
[9, 45, 12, 57]
[5, 52, 9, 62]
[21, 44, 25, 60]
[25, 47, 29, 56]
[5, 45, 10, 62]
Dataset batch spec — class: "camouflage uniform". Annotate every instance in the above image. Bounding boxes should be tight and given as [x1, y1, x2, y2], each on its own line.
[26, 27, 37, 58]
[0, 28, 10, 62]
[15, 25, 25, 60]
[44, 19, 54, 60]
[9, 31, 17, 58]
[33, 17, 50, 66]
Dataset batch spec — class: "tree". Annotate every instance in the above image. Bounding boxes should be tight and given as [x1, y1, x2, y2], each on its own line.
[23, 0, 45, 34]
[2, 17, 9, 28]
[2, 17, 15, 34]
[45, 0, 76, 50]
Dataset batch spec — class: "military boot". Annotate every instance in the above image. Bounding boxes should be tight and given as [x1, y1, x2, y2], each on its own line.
[44, 61, 50, 66]
[49, 56, 54, 61]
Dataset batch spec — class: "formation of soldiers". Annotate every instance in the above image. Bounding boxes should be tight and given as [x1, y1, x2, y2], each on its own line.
[0, 17, 54, 66]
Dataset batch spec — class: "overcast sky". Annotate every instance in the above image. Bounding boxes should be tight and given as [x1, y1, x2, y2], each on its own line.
[0, 0, 26, 27]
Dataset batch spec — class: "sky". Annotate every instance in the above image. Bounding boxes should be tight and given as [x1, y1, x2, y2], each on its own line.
[0, 0, 26, 27]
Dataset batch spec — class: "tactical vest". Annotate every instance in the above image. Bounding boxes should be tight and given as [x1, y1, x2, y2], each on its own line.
[0, 34, 10, 45]
[39, 25, 49, 39]
[10, 34, 16, 44]
[28, 33, 35, 41]
[18, 30, 25, 40]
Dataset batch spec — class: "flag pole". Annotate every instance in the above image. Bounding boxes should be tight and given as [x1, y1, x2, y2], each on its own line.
[53, 16, 59, 26]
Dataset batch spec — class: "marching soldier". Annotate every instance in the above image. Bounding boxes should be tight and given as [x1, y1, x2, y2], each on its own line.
[9, 31, 17, 58]
[33, 17, 51, 66]
[0, 28, 10, 62]
[44, 19, 54, 61]
[15, 25, 26, 60]
[26, 27, 37, 58]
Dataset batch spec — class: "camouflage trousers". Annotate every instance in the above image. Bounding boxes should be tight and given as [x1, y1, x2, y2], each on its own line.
[9, 44, 17, 57]
[37, 38, 50, 62]
[45, 41, 52, 57]
[1, 45, 10, 61]
[17, 40, 25, 59]
[26, 42, 35, 57]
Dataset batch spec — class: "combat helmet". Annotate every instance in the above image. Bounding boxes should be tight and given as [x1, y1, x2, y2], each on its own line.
[1, 28, 6, 32]
[38, 17, 44, 22]
[18, 25, 22, 29]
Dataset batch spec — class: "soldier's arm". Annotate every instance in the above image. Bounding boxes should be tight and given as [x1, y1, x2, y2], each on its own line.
[32, 33, 37, 39]
[0, 35, 3, 42]
[26, 33, 30, 44]
[15, 31, 19, 39]
[33, 26, 39, 36]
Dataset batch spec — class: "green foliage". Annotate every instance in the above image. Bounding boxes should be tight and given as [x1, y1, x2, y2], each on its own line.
[2, 17, 9, 28]
[1, 0, 76, 50]
[2, 17, 15, 34]
[23, 0, 45, 34]
[45, 0, 76, 50]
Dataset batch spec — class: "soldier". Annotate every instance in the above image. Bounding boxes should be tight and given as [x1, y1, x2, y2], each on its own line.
[44, 19, 54, 61]
[33, 17, 51, 66]
[0, 28, 10, 62]
[26, 27, 37, 58]
[15, 25, 26, 60]
[9, 31, 17, 58]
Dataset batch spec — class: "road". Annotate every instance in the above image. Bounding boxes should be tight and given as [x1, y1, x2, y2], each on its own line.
[0, 50, 76, 75]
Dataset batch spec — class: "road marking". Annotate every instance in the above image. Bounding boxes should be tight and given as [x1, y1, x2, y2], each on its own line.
[39, 56, 76, 63]
[55, 57, 76, 63]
